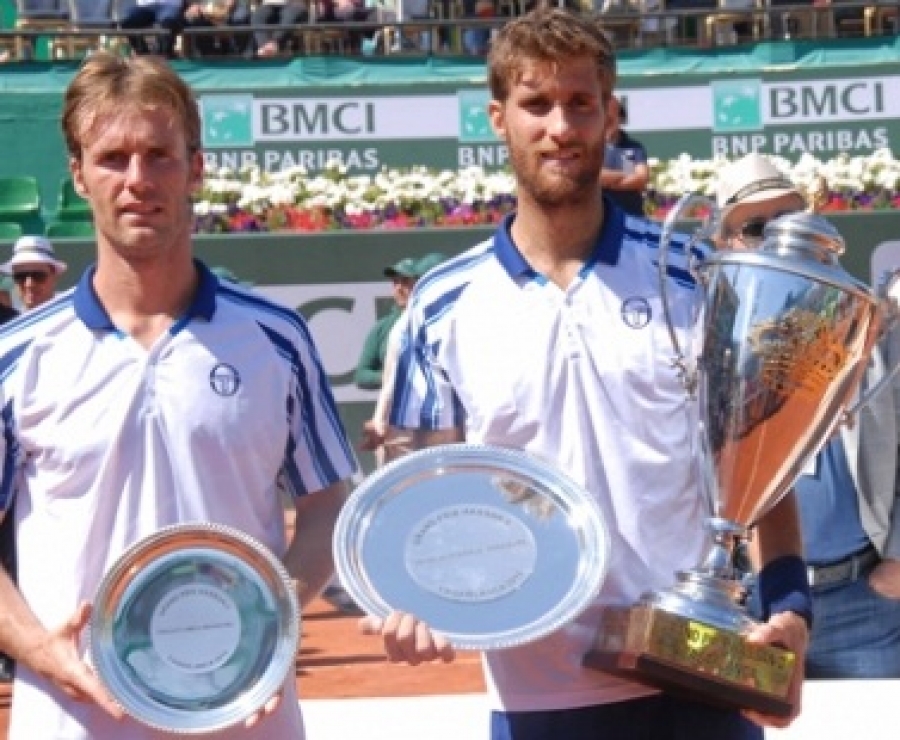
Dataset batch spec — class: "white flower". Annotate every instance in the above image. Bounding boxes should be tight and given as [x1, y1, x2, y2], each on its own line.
[196, 151, 900, 232]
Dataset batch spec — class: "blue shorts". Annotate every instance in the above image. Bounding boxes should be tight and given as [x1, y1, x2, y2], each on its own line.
[491, 694, 763, 740]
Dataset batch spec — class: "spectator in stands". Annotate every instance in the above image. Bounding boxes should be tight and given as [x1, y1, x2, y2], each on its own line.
[384, 0, 433, 53]
[320, 0, 378, 54]
[663, 0, 716, 44]
[600, 95, 650, 216]
[182, 0, 252, 57]
[120, 0, 186, 58]
[461, 0, 495, 56]
[714, 153, 900, 680]
[0, 235, 66, 311]
[251, 0, 310, 57]
[832, 0, 867, 35]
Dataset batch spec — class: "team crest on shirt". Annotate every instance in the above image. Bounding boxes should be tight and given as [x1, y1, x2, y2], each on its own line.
[209, 363, 241, 396]
[621, 297, 652, 329]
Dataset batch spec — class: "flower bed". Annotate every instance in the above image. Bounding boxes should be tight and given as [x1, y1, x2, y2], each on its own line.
[194, 149, 900, 234]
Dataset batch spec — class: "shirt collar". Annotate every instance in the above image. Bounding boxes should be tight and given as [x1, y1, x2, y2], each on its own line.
[493, 196, 626, 282]
[74, 259, 218, 331]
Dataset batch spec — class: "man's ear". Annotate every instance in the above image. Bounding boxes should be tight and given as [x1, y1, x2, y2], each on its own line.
[69, 157, 88, 198]
[189, 148, 205, 197]
[488, 99, 507, 143]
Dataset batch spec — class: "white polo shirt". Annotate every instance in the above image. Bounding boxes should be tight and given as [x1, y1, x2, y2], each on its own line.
[0, 262, 356, 740]
[391, 202, 709, 712]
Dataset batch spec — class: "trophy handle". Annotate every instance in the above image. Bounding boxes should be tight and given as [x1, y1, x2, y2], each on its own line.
[658, 193, 719, 398]
[843, 269, 900, 420]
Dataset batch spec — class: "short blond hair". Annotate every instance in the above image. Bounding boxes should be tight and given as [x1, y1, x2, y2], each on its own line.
[62, 52, 201, 161]
[488, 7, 616, 103]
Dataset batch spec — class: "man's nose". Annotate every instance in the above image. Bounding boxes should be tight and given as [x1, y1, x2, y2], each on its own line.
[547, 105, 577, 139]
[124, 154, 153, 185]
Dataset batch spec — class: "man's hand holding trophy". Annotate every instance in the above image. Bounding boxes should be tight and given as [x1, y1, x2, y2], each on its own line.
[584, 186, 899, 718]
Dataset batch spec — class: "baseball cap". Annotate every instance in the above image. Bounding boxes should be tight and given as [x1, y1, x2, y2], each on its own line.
[384, 257, 418, 279]
[210, 265, 253, 288]
[716, 154, 804, 216]
[414, 252, 446, 278]
[0, 235, 67, 275]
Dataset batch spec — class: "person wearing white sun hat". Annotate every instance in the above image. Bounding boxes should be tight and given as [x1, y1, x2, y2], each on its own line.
[712, 153, 808, 250]
[0, 235, 68, 311]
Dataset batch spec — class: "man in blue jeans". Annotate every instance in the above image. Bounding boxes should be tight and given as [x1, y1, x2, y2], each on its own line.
[120, 0, 186, 57]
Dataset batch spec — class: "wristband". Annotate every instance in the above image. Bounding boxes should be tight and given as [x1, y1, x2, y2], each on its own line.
[757, 554, 813, 629]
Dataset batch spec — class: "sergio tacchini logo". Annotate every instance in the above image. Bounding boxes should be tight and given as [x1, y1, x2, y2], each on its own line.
[621, 297, 652, 329]
[209, 363, 241, 397]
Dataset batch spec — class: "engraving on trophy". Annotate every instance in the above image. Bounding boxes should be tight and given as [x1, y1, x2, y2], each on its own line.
[750, 309, 849, 399]
[91, 524, 300, 732]
[405, 504, 537, 602]
[334, 444, 610, 649]
[588, 605, 795, 715]
[150, 584, 242, 674]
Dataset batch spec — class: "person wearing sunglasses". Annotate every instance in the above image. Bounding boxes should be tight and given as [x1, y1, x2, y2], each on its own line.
[713, 153, 807, 251]
[714, 152, 900, 680]
[0, 235, 66, 312]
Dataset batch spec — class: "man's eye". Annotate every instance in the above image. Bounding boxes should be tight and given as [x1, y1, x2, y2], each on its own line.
[100, 153, 128, 167]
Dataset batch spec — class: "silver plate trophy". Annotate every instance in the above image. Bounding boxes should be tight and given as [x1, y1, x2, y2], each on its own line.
[586, 203, 897, 717]
[334, 444, 610, 650]
[90, 523, 300, 734]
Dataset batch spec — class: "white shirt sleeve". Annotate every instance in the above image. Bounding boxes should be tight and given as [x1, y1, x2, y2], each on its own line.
[372, 309, 408, 432]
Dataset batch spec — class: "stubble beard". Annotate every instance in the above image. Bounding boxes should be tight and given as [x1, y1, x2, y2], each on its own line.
[510, 143, 603, 210]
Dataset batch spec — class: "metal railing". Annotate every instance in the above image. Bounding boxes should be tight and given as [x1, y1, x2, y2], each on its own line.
[0, 3, 896, 61]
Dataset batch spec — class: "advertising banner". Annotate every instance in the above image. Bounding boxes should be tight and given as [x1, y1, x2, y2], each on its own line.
[198, 70, 900, 175]
[2, 53, 899, 206]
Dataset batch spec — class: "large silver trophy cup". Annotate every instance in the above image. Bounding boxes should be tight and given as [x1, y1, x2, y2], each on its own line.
[585, 200, 891, 717]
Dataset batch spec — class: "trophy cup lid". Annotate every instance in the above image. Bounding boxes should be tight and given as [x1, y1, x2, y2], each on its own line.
[704, 211, 873, 303]
[758, 211, 845, 261]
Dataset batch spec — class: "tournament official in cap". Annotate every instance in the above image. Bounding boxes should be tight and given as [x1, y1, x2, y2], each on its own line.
[1, 235, 67, 311]
[353, 257, 419, 391]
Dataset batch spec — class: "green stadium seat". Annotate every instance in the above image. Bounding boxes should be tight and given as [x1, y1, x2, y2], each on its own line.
[0, 222, 23, 241]
[0, 176, 42, 222]
[56, 177, 92, 221]
[45, 220, 95, 239]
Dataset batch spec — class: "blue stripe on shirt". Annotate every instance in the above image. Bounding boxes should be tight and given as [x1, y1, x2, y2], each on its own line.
[259, 323, 339, 489]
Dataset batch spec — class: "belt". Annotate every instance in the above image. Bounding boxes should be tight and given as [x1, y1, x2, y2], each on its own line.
[807, 546, 879, 589]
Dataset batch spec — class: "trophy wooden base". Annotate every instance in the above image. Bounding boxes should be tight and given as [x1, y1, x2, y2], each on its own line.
[583, 604, 796, 718]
